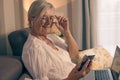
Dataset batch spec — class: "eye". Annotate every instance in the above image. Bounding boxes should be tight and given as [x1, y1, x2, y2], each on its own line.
[41, 15, 47, 20]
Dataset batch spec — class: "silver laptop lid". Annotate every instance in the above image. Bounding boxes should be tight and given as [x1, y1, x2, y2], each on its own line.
[111, 46, 120, 73]
[111, 46, 120, 80]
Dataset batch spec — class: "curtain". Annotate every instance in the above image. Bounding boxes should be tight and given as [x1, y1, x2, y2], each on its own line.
[97, 0, 120, 57]
[70, 0, 97, 50]
[0, 0, 23, 55]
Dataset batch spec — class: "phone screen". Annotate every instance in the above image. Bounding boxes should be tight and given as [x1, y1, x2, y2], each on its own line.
[78, 55, 95, 71]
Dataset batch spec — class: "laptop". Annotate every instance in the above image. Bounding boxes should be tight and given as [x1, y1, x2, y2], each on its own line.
[81, 46, 120, 80]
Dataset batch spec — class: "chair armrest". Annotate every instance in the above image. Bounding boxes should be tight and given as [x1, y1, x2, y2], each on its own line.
[0, 56, 23, 80]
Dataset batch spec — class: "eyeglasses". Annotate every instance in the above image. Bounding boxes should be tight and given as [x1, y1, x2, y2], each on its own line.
[41, 15, 57, 28]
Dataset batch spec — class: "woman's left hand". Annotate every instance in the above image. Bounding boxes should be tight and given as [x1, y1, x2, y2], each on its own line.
[65, 59, 93, 80]
[54, 16, 70, 34]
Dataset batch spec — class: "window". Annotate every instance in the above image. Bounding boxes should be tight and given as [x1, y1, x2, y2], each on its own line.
[97, 0, 120, 57]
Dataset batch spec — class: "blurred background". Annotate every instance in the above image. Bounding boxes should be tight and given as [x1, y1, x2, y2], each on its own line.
[0, 0, 120, 57]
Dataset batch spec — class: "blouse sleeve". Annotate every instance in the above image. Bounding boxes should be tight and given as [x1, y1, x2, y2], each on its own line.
[22, 46, 50, 80]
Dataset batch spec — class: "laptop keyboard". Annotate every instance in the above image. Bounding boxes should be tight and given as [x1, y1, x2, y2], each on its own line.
[95, 70, 111, 80]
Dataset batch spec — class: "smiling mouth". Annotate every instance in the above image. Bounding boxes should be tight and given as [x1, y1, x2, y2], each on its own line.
[42, 21, 54, 28]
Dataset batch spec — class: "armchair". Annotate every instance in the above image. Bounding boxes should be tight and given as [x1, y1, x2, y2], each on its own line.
[0, 28, 33, 80]
[0, 28, 32, 80]
[8, 28, 33, 79]
[8, 28, 29, 56]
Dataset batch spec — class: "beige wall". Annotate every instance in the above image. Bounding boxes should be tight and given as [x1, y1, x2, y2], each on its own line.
[22, 0, 35, 27]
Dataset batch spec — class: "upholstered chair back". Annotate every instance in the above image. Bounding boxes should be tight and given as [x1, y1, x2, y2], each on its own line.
[8, 28, 30, 56]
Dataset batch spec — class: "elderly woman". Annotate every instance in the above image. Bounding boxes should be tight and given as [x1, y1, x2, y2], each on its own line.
[22, 0, 92, 80]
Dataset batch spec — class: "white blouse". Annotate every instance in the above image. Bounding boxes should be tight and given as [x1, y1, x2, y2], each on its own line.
[22, 34, 75, 80]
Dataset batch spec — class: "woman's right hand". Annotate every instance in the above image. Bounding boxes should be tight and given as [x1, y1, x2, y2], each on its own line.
[54, 15, 70, 35]
[65, 59, 92, 80]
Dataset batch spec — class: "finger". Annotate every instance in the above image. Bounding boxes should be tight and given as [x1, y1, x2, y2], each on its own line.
[87, 60, 93, 70]
[60, 17, 67, 27]
[53, 16, 59, 26]
[63, 17, 68, 22]
[85, 61, 92, 73]
[55, 15, 59, 20]
[62, 17, 67, 25]
[76, 62, 82, 69]
[73, 62, 82, 73]
[59, 16, 63, 24]
[86, 68, 91, 74]
[78, 59, 90, 77]
[54, 16, 61, 26]
[57, 16, 61, 21]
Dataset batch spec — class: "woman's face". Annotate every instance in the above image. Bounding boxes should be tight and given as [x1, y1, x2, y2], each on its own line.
[39, 9, 55, 36]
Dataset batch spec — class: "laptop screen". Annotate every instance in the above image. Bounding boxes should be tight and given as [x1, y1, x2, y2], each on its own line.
[111, 46, 120, 79]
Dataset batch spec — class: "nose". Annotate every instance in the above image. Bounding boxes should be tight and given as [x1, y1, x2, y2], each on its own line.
[46, 16, 51, 25]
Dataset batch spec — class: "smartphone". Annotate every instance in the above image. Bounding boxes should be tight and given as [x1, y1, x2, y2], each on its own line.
[78, 55, 95, 71]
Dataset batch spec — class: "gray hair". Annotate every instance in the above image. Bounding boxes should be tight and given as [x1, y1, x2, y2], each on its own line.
[28, 0, 54, 27]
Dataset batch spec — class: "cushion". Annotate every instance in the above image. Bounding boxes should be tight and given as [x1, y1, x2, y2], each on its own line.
[79, 47, 113, 70]
[0, 56, 23, 80]
[8, 28, 29, 56]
